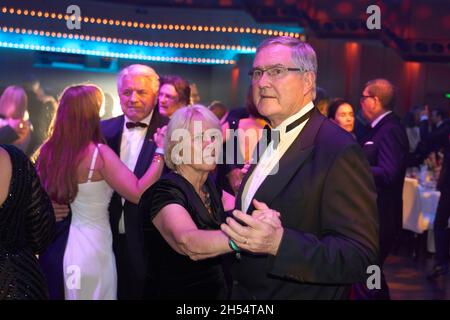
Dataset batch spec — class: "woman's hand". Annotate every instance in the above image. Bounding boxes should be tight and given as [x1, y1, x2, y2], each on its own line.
[153, 125, 167, 149]
[227, 160, 253, 195]
[251, 199, 282, 228]
[227, 168, 243, 195]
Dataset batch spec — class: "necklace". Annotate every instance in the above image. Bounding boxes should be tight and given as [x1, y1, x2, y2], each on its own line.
[200, 185, 212, 215]
[174, 170, 213, 215]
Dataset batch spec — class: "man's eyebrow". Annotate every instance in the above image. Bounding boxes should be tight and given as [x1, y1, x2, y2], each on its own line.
[251, 64, 284, 69]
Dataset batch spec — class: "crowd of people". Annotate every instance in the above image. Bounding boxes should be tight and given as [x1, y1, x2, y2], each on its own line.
[0, 36, 449, 300]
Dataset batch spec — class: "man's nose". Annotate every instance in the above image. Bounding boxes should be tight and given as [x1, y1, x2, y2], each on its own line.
[129, 91, 138, 101]
[256, 72, 271, 88]
[159, 95, 167, 103]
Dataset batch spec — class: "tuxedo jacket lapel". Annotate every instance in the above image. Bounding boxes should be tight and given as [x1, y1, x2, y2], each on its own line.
[235, 130, 274, 210]
[133, 111, 161, 178]
[235, 161, 257, 211]
[246, 108, 324, 213]
[107, 115, 125, 156]
[360, 113, 395, 146]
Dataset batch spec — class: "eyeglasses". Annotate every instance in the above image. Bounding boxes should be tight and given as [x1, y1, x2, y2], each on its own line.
[248, 65, 303, 82]
[360, 95, 375, 101]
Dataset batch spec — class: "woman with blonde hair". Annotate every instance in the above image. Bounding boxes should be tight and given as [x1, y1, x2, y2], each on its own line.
[139, 105, 280, 299]
[0, 86, 31, 151]
[36, 84, 166, 300]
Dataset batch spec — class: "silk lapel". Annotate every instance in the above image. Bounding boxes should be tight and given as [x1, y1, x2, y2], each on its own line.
[248, 108, 324, 212]
[360, 112, 394, 146]
[133, 110, 160, 178]
[235, 160, 257, 211]
[235, 130, 271, 210]
[107, 115, 125, 157]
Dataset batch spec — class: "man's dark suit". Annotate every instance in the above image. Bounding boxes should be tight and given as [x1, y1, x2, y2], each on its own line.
[101, 110, 168, 300]
[232, 108, 379, 299]
[360, 112, 409, 262]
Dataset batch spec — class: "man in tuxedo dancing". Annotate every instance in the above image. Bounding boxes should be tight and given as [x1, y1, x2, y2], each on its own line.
[221, 36, 379, 299]
[101, 64, 169, 299]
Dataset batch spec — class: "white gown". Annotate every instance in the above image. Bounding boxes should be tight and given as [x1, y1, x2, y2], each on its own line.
[63, 146, 116, 300]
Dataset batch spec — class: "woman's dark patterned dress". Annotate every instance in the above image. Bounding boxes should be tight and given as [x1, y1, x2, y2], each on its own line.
[0, 145, 55, 299]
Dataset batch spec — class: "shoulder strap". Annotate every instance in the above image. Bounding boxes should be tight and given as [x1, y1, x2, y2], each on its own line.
[87, 146, 99, 182]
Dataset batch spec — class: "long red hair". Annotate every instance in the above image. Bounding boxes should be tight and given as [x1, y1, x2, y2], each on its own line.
[36, 84, 104, 204]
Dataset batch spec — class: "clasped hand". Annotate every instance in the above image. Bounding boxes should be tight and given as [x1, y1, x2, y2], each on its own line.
[221, 199, 283, 256]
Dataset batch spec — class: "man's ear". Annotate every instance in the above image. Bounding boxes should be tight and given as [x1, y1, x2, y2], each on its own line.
[372, 96, 382, 112]
[302, 71, 315, 96]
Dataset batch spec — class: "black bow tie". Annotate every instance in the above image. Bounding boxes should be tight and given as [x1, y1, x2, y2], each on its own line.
[264, 108, 314, 148]
[264, 125, 280, 148]
[126, 122, 148, 129]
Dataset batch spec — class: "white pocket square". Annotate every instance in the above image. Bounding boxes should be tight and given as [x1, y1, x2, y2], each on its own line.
[364, 141, 374, 145]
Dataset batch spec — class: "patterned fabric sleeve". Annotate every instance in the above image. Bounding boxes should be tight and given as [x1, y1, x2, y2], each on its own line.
[24, 159, 55, 254]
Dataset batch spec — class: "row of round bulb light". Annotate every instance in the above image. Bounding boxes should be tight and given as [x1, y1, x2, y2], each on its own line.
[0, 26, 256, 52]
[0, 40, 235, 64]
[1, 6, 303, 39]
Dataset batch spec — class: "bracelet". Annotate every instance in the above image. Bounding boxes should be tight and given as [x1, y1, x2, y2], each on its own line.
[155, 147, 164, 155]
[228, 238, 241, 260]
[152, 153, 164, 164]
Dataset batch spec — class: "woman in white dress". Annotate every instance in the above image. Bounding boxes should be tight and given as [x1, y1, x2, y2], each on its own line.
[35, 84, 166, 300]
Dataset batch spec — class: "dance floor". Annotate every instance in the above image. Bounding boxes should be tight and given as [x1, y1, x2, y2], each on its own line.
[385, 232, 450, 300]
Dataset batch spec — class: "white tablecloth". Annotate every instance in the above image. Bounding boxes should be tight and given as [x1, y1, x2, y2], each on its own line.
[402, 177, 441, 234]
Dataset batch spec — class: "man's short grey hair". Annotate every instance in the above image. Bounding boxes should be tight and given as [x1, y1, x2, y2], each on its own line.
[164, 104, 221, 170]
[117, 64, 160, 95]
[256, 36, 318, 100]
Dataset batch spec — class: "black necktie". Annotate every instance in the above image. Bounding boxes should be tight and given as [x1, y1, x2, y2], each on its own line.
[126, 122, 148, 129]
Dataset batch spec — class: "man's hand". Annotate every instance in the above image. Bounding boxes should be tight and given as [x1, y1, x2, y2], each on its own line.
[221, 199, 283, 256]
[52, 201, 70, 222]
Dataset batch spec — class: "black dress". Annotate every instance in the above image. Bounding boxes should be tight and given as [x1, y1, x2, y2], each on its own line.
[0, 145, 55, 300]
[139, 172, 229, 299]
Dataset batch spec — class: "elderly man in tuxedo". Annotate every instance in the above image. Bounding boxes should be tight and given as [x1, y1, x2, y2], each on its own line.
[221, 36, 379, 299]
[101, 64, 169, 299]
